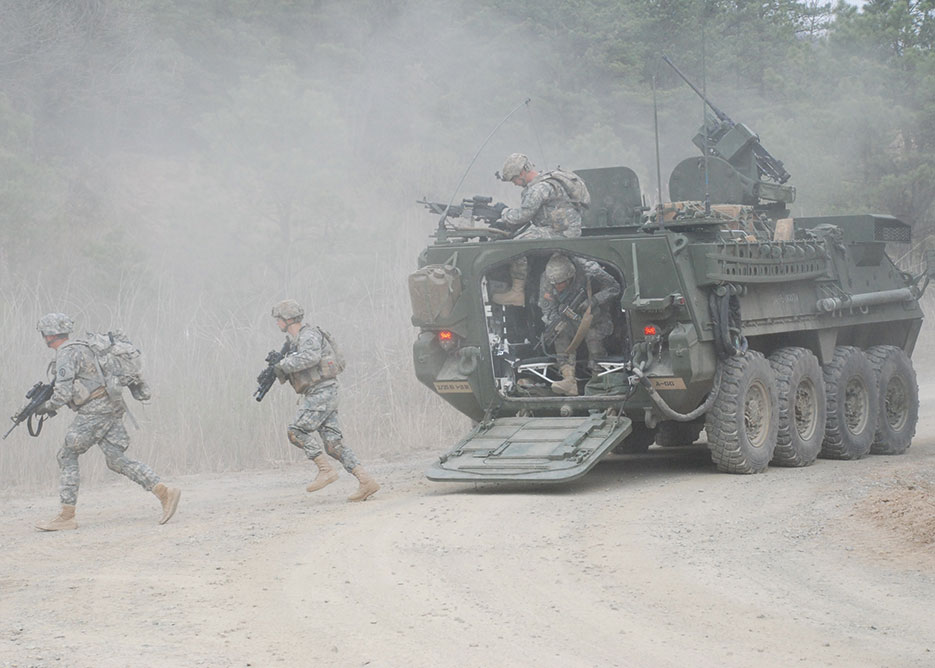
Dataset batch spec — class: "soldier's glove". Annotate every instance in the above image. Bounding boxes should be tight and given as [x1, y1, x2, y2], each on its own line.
[273, 362, 288, 383]
[33, 402, 55, 416]
[492, 202, 507, 217]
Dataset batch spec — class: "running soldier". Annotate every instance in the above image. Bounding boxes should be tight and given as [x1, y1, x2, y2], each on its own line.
[270, 300, 380, 501]
[492, 153, 591, 306]
[539, 254, 621, 396]
[32, 313, 181, 531]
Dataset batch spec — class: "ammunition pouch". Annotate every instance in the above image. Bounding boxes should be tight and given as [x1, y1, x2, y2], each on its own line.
[288, 366, 321, 394]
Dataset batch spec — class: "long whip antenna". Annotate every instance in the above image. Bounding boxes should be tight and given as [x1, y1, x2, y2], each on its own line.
[652, 74, 665, 231]
[436, 98, 532, 230]
[702, 4, 711, 216]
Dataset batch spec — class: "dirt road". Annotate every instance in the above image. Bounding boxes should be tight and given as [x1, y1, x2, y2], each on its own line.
[2, 397, 934, 668]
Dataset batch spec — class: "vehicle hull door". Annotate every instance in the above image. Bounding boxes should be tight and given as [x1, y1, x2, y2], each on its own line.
[426, 414, 632, 483]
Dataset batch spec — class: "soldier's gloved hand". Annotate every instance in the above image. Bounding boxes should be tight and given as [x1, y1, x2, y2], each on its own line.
[34, 402, 54, 416]
[493, 202, 507, 216]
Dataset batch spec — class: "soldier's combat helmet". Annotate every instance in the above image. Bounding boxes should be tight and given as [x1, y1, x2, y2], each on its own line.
[500, 153, 531, 181]
[544, 253, 576, 284]
[36, 312, 75, 337]
[271, 299, 304, 321]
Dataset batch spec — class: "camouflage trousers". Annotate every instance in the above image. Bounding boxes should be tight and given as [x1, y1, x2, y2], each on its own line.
[287, 383, 360, 472]
[58, 411, 160, 506]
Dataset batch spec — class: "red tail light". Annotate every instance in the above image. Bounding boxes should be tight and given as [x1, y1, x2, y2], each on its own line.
[643, 324, 658, 337]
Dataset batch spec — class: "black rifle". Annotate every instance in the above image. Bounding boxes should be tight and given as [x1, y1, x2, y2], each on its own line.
[662, 55, 791, 185]
[3, 380, 57, 439]
[254, 340, 292, 402]
[540, 287, 589, 350]
[419, 195, 508, 226]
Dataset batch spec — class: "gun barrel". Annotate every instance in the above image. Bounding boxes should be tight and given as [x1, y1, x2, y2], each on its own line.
[2, 421, 18, 440]
[662, 55, 730, 124]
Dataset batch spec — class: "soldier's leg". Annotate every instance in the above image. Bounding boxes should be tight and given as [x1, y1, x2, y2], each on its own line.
[38, 415, 99, 530]
[492, 257, 528, 306]
[319, 411, 380, 502]
[551, 331, 578, 396]
[98, 417, 180, 524]
[98, 418, 159, 491]
[58, 414, 102, 506]
[319, 412, 360, 473]
[290, 386, 340, 492]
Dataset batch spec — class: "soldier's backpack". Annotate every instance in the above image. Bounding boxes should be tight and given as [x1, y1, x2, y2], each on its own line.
[81, 330, 146, 400]
[316, 327, 346, 379]
[538, 169, 591, 210]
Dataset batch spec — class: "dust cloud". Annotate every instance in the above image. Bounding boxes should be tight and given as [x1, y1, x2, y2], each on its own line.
[0, 0, 931, 494]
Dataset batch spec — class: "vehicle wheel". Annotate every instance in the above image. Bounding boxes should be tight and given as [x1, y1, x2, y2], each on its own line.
[866, 345, 917, 455]
[820, 346, 878, 460]
[768, 347, 826, 467]
[705, 351, 778, 474]
[655, 420, 704, 447]
[612, 422, 656, 454]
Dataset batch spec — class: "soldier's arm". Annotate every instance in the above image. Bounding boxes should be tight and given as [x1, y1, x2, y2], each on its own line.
[587, 262, 622, 306]
[46, 349, 77, 410]
[501, 183, 550, 226]
[539, 282, 558, 324]
[278, 329, 322, 373]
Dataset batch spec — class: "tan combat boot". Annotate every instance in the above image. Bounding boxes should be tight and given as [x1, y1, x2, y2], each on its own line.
[347, 467, 380, 502]
[36, 505, 77, 531]
[152, 483, 181, 525]
[492, 278, 526, 307]
[306, 454, 339, 492]
[551, 364, 579, 396]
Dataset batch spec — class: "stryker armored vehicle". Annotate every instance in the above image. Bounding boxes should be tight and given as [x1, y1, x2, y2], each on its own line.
[409, 67, 930, 483]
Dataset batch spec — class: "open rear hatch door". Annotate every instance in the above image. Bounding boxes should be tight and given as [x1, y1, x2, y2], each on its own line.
[426, 414, 632, 483]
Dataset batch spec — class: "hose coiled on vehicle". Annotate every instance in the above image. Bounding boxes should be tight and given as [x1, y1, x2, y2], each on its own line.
[708, 289, 747, 358]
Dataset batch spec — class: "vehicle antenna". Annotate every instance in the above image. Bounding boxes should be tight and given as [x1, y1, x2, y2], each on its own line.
[526, 102, 548, 169]
[652, 74, 665, 232]
[702, 7, 711, 216]
[435, 98, 532, 233]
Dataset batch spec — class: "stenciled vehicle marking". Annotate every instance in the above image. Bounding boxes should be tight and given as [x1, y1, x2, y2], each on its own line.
[434, 381, 473, 393]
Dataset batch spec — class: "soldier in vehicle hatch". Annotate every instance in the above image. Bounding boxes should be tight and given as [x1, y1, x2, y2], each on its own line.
[31, 313, 181, 531]
[491, 153, 591, 307]
[539, 254, 621, 396]
[269, 300, 380, 502]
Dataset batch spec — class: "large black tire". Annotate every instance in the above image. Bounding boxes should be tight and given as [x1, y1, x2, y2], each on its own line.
[866, 345, 918, 455]
[820, 346, 878, 460]
[705, 351, 778, 474]
[655, 420, 704, 447]
[768, 347, 826, 467]
[612, 422, 657, 454]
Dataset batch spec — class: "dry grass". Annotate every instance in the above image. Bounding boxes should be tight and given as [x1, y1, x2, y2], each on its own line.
[0, 231, 467, 494]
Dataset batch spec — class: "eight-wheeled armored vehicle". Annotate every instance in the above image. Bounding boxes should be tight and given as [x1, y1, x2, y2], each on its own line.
[410, 80, 930, 484]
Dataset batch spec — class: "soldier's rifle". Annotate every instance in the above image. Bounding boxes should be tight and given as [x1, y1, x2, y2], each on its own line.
[3, 380, 57, 439]
[662, 55, 790, 185]
[253, 340, 292, 402]
[539, 286, 589, 351]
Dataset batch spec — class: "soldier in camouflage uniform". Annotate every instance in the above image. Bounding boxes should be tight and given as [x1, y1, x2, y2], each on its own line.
[270, 300, 380, 501]
[492, 153, 591, 306]
[32, 313, 181, 531]
[539, 254, 621, 396]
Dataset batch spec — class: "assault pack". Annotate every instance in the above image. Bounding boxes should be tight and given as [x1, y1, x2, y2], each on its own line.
[69, 330, 149, 402]
[316, 327, 346, 379]
[533, 169, 591, 210]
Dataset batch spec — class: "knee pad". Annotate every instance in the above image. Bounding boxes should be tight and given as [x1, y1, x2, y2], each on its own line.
[287, 427, 306, 447]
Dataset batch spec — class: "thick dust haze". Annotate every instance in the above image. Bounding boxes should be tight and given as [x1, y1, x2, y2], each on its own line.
[1, 0, 933, 492]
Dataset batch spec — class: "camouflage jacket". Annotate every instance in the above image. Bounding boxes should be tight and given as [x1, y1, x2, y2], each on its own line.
[277, 324, 336, 393]
[539, 258, 621, 326]
[47, 341, 117, 414]
[501, 176, 582, 238]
